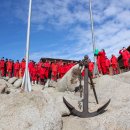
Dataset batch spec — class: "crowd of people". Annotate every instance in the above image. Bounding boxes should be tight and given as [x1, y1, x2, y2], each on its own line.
[0, 58, 77, 85]
[96, 47, 130, 75]
[0, 47, 130, 85]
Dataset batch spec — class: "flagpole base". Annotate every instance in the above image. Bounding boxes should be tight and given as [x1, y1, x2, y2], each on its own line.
[21, 69, 32, 92]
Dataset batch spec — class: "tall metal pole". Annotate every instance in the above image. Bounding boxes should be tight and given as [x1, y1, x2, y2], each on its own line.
[89, 0, 95, 54]
[21, 0, 32, 92]
[89, 0, 98, 76]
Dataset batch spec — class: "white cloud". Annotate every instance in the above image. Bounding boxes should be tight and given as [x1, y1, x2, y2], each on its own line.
[13, 0, 130, 61]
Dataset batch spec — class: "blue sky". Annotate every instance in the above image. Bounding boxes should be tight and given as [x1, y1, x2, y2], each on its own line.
[0, 0, 130, 61]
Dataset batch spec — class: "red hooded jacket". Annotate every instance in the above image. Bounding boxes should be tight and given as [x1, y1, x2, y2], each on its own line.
[119, 49, 129, 60]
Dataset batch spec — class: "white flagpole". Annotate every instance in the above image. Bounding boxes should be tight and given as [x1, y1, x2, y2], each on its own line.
[21, 0, 32, 92]
[89, 0, 98, 76]
[89, 0, 95, 53]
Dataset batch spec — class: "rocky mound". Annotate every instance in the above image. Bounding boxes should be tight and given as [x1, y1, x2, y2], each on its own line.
[0, 92, 62, 130]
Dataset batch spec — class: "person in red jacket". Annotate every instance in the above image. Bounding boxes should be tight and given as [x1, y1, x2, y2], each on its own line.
[119, 47, 130, 70]
[57, 60, 63, 79]
[37, 59, 43, 70]
[105, 57, 110, 74]
[64, 62, 69, 74]
[98, 49, 107, 75]
[7, 59, 13, 78]
[44, 60, 51, 79]
[0, 57, 5, 77]
[88, 61, 94, 73]
[14, 60, 20, 78]
[110, 55, 119, 75]
[70, 61, 75, 68]
[66, 61, 74, 72]
[11, 60, 14, 77]
[88, 60, 94, 77]
[28, 60, 34, 76]
[40, 64, 46, 85]
[65, 62, 70, 73]
[58, 63, 66, 78]
[66, 62, 71, 71]
[97, 55, 102, 74]
[4, 58, 8, 77]
[51, 60, 58, 81]
[31, 63, 38, 85]
[37, 59, 43, 84]
[20, 59, 26, 77]
[58, 60, 63, 68]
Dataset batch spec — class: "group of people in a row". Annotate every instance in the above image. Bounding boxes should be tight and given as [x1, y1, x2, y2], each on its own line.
[96, 51, 119, 75]
[0, 47, 129, 84]
[96, 47, 130, 75]
[0, 58, 77, 84]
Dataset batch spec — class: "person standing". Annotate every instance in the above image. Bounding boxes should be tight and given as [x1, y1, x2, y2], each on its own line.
[12, 60, 14, 77]
[119, 47, 130, 71]
[31, 63, 38, 85]
[58, 63, 66, 78]
[0, 57, 5, 77]
[44, 60, 51, 80]
[40, 64, 46, 85]
[7, 59, 13, 78]
[97, 55, 102, 74]
[57, 60, 63, 79]
[37, 59, 43, 84]
[98, 49, 107, 75]
[51, 60, 58, 81]
[20, 59, 26, 77]
[88, 60, 94, 77]
[110, 55, 119, 75]
[4, 58, 8, 77]
[105, 57, 110, 74]
[14, 60, 20, 78]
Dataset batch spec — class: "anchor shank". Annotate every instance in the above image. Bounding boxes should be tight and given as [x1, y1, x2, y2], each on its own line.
[83, 67, 89, 113]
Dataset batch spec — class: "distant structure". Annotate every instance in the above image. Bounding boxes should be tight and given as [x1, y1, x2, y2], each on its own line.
[41, 57, 78, 63]
[118, 46, 130, 70]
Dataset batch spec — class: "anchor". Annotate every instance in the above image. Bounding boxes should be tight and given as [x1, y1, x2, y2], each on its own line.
[63, 59, 110, 118]
[76, 63, 99, 104]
